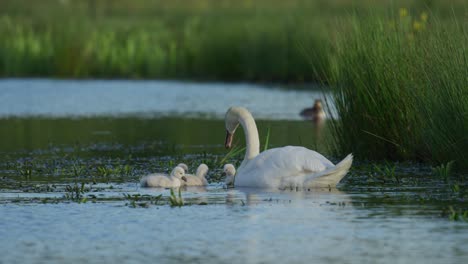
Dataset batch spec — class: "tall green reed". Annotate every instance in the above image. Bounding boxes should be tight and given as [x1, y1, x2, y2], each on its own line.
[329, 11, 468, 171]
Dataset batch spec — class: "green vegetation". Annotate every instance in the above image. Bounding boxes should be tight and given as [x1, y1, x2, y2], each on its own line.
[169, 188, 184, 207]
[0, 0, 466, 170]
[447, 206, 468, 222]
[263, 127, 271, 151]
[0, 0, 466, 82]
[0, 0, 332, 82]
[64, 182, 88, 203]
[433, 161, 455, 182]
[372, 162, 399, 184]
[329, 10, 468, 171]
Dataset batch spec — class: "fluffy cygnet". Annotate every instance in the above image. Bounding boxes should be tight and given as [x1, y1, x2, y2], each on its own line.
[223, 164, 237, 186]
[140, 166, 186, 188]
[182, 164, 209, 186]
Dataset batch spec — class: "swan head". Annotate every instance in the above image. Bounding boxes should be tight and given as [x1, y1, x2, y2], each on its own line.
[177, 163, 189, 173]
[224, 107, 246, 148]
[223, 164, 236, 185]
[171, 166, 187, 182]
[196, 163, 209, 178]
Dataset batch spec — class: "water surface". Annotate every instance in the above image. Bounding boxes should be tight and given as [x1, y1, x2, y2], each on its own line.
[0, 79, 466, 264]
[0, 79, 331, 120]
[1, 187, 467, 264]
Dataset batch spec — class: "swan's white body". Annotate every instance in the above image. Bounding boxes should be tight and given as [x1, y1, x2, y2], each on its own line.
[223, 164, 237, 186]
[225, 107, 352, 188]
[140, 167, 185, 188]
[183, 164, 209, 186]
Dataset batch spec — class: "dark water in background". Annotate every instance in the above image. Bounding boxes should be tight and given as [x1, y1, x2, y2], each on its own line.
[0, 79, 467, 263]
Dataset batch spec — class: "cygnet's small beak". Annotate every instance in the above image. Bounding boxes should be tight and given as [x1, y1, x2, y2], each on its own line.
[225, 131, 233, 149]
[181, 176, 187, 182]
[222, 172, 227, 176]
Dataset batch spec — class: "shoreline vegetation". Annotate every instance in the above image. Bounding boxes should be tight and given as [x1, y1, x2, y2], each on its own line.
[0, 0, 467, 171]
[329, 11, 467, 172]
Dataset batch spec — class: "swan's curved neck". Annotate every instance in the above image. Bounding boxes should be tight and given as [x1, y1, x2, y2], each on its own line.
[238, 110, 260, 162]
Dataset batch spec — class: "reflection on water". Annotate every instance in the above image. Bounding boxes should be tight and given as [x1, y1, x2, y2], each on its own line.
[0, 117, 332, 154]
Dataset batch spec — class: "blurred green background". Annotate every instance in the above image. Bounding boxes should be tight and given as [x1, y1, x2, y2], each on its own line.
[0, 0, 465, 82]
[1, 0, 467, 170]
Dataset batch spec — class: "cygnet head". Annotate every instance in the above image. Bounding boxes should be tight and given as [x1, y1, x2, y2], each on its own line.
[196, 164, 209, 178]
[223, 164, 236, 185]
[177, 163, 189, 173]
[171, 166, 186, 182]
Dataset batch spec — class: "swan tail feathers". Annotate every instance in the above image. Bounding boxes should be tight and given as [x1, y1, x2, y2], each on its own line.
[304, 154, 353, 188]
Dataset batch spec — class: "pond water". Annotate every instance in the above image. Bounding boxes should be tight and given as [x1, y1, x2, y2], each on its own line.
[0, 79, 467, 263]
[1, 187, 467, 264]
[0, 79, 331, 120]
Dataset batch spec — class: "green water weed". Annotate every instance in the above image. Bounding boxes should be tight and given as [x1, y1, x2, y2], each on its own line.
[448, 206, 468, 222]
[373, 162, 399, 184]
[432, 161, 455, 182]
[169, 188, 184, 207]
[64, 182, 88, 203]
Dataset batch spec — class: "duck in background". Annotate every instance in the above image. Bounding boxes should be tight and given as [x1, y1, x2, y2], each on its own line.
[300, 99, 326, 125]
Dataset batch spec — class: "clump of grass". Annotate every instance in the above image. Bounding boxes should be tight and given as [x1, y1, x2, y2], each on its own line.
[122, 164, 133, 176]
[169, 188, 184, 207]
[15, 160, 34, 180]
[329, 12, 468, 171]
[96, 165, 133, 181]
[64, 182, 88, 203]
[18, 167, 33, 180]
[373, 162, 400, 184]
[71, 164, 86, 177]
[447, 206, 468, 222]
[432, 161, 455, 182]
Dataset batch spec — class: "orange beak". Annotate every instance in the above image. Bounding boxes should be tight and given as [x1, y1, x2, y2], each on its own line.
[225, 131, 233, 149]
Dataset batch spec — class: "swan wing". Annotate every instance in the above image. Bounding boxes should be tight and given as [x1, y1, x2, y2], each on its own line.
[236, 146, 335, 187]
[253, 146, 333, 173]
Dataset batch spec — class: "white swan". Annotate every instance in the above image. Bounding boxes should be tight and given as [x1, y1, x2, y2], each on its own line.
[182, 164, 209, 186]
[224, 106, 353, 188]
[140, 166, 186, 188]
[223, 164, 237, 186]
